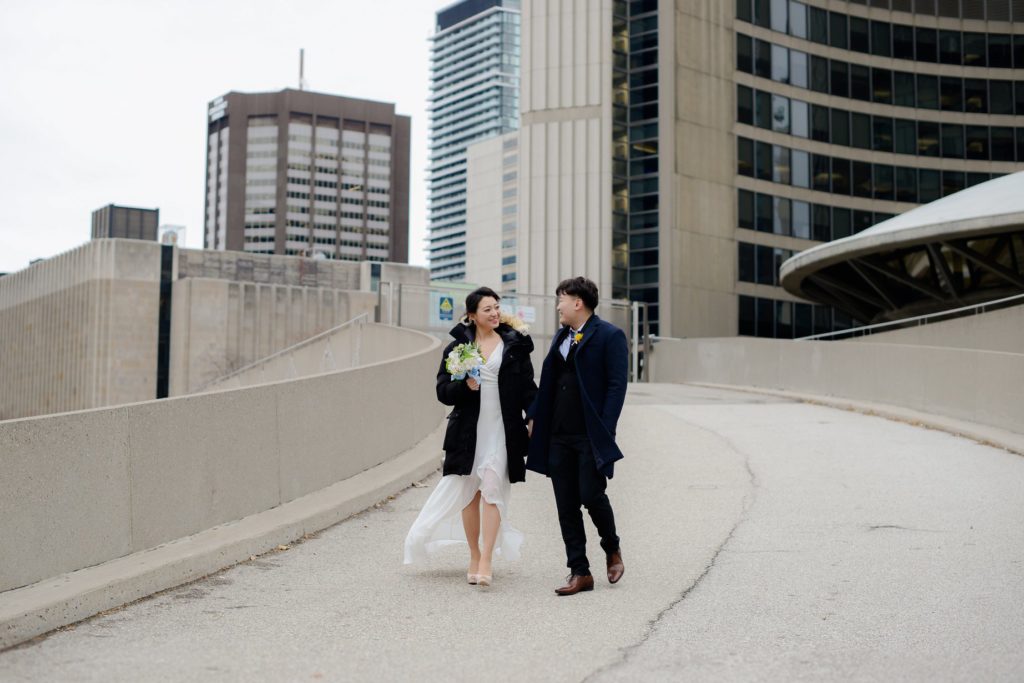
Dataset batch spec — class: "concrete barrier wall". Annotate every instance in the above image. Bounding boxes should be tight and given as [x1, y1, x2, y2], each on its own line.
[0, 325, 442, 593]
[201, 319, 430, 392]
[648, 336, 1023, 434]
[851, 304, 1024, 354]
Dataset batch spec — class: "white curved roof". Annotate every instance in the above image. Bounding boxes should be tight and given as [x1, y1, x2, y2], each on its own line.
[781, 171, 1024, 288]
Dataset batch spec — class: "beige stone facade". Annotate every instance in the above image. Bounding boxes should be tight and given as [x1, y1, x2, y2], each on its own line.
[0, 239, 162, 420]
[0, 239, 429, 420]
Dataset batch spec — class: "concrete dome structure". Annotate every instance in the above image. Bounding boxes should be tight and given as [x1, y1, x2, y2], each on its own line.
[780, 172, 1024, 323]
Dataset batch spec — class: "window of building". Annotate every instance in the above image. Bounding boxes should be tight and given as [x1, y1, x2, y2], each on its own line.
[894, 71, 915, 107]
[772, 94, 791, 133]
[737, 34, 752, 73]
[873, 117, 893, 152]
[919, 169, 941, 203]
[790, 50, 809, 88]
[989, 34, 1012, 69]
[991, 127, 1015, 161]
[737, 137, 754, 176]
[831, 108, 850, 146]
[832, 208, 851, 239]
[963, 33, 986, 67]
[917, 74, 939, 109]
[737, 85, 754, 124]
[872, 68, 893, 104]
[939, 30, 961, 65]
[756, 141, 773, 180]
[940, 77, 963, 111]
[851, 112, 871, 149]
[874, 165, 894, 201]
[789, 0, 807, 38]
[812, 204, 830, 242]
[941, 124, 964, 158]
[894, 118, 916, 155]
[831, 157, 850, 195]
[852, 161, 872, 198]
[850, 64, 870, 101]
[738, 190, 754, 230]
[965, 79, 987, 112]
[918, 121, 940, 157]
[828, 11, 847, 49]
[739, 242, 755, 282]
[755, 39, 772, 78]
[990, 80, 1014, 115]
[736, 0, 752, 22]
[791, 99, 809, 137]
[896, 166, 917, 202]
[812, 154, 830, 192]
[850, 16, 869, 53]
[756, 242, 774, 284]
[755, 90, 772, 129]
[793, 200, 810, 239]
[810, 55, 829, 93]
[756, 192, 773, 232]
[809, 6, 828, 44]
[772, 44, 790, 83]
[871, 20, 891, 57]
[753, 0, 770, 27]
[792, 149, 810, 188]
[811, 104, 829, 142]
[915, 27, 938, 62]
[943, 171, 965, 197]
[893, 24, 914, 59]
[830, 60, 849, 97]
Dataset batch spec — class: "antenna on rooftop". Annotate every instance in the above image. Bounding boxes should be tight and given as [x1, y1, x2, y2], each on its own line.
[299, 49, 307, 90]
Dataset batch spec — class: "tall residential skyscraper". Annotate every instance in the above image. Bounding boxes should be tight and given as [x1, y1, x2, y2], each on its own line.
[205, 89, 411, 263]
[428, 0, 521, 281]
[518, 0, 1024, 338]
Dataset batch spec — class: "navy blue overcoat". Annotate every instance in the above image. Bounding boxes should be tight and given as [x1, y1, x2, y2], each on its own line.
[526, 314, 628, 478]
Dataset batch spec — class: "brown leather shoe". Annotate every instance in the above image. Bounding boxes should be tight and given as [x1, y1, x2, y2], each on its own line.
[555, 573, 594, 596]
[607, 551, 624, 584]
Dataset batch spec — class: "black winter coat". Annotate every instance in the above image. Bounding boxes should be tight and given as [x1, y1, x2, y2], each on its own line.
[436, 322, 538, 483]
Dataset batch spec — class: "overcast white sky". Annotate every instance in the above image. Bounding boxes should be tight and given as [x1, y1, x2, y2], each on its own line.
[0, 0, 447, 273]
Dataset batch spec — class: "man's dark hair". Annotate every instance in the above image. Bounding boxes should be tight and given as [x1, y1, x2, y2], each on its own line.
[555, 277, 599, 311]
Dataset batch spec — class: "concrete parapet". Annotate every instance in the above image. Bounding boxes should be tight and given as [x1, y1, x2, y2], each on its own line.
[648, 336, 1023, 436]
[0, 325, 442, 595]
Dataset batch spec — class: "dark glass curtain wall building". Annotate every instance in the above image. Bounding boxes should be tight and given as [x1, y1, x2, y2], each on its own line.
[517, 0, 1024, 340]
[734, 0, 1024, 337]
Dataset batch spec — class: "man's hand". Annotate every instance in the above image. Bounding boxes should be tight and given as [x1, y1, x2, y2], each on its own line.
[527, 419, 533, 438]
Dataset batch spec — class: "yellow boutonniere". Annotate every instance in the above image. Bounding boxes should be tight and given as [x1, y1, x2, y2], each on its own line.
[573, 332, 583, 344]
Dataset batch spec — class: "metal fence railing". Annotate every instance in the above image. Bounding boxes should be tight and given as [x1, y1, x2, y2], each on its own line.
[378, 282, 650, 381]
[797, 292, 1024, 341]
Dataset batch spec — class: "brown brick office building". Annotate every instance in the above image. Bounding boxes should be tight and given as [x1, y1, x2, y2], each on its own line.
[205, 89, 411, 263]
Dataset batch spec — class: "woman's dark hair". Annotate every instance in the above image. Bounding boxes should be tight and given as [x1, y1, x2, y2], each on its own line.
[464, 287, 501, 320]
[555, 277, 599, 311]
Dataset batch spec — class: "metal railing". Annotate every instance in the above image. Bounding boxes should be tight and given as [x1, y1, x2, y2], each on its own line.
[377, 282, 651, 381]
[797, 292, 1024, 341]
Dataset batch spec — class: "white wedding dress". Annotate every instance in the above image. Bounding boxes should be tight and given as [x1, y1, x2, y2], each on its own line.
[404, 339, 524, 564]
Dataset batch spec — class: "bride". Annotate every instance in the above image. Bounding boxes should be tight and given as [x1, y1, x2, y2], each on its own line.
[404, 287, 537, 586]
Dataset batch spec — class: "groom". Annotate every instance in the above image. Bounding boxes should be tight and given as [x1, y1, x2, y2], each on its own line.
[527, 277, 628, 596]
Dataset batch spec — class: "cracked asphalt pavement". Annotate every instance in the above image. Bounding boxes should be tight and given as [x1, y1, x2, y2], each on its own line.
[2, 384, 1023, 682]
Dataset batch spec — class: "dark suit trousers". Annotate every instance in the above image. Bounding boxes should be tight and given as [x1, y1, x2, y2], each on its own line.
[549, 434, 620, 576]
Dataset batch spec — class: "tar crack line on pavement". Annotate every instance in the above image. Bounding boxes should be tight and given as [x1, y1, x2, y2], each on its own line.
[584, 406, 760, 682]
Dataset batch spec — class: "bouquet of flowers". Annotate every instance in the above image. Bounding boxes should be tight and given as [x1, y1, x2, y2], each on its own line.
[445, 342, 484, 381]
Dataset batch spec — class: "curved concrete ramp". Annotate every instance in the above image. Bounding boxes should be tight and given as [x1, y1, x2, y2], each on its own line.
[2, 384, 1022, 680]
